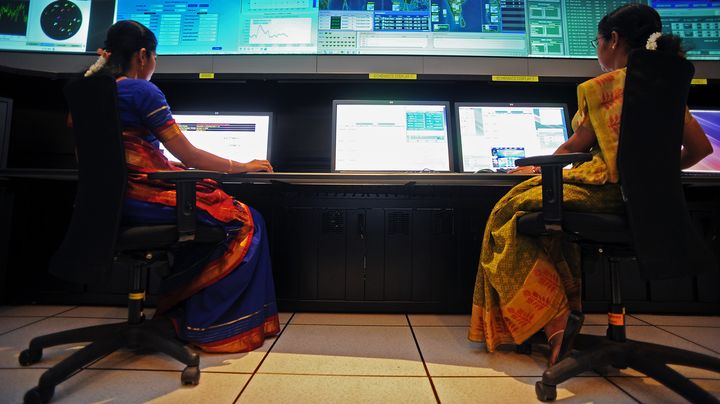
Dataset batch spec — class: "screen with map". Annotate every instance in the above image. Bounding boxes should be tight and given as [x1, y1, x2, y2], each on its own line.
[1, 0, 718, 60]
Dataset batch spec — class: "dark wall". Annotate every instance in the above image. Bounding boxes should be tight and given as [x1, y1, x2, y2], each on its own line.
[2, 70, 718, 172]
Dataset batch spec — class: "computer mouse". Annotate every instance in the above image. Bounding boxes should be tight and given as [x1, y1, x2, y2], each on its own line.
[474, 169, 495, 173]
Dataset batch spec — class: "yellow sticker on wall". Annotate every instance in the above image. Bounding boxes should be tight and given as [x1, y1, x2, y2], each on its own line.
[369, 73, 418, 80]
[691, 78, 708, 85]
[492, 75, 540, 82]
[199, 72, 215, 79]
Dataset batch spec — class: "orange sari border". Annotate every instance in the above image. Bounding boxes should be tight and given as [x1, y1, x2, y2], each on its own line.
[197, 314, 281, 353]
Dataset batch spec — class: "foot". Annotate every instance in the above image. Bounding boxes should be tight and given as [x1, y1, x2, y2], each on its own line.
[544, 311, 570, 367]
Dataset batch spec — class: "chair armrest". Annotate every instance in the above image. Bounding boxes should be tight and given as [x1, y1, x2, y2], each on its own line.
[516, 153, 591, 231]
[515, 152, 592, 167]
[147, 170, 225, 242]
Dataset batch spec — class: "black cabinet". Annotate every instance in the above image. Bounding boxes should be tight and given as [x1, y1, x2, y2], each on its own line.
[273, 204, 464, 312]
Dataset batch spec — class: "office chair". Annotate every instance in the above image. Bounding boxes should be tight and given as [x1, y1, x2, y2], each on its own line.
[18, 76, 227, 403]
[515, 50, 720, 402]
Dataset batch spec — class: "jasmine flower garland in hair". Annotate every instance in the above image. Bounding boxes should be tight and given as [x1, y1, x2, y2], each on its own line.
[645, 32, 662, 51]
[83, 49, 111, 77]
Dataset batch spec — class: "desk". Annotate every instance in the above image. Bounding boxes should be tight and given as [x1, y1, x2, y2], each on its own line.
[3, 168, 718, 186]
[1, 168, 719, 312]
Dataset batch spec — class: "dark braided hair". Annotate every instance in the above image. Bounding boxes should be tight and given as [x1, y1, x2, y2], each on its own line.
[597, 3, 684, 56]
[85, 20, 157, 78]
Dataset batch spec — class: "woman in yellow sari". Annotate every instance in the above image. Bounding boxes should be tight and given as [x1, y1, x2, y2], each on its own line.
[468, 3, 712, 366]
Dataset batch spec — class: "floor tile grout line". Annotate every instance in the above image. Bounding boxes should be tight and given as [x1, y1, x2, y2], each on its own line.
[405, 314, 441, 404]
[0, 317, 52, 337]
[651, 324, 720, 356]
[48, 306, 82, 317]
[604, 376, 643, 403]
[251, 372, 431, 377]
[233, 312, 296, 404]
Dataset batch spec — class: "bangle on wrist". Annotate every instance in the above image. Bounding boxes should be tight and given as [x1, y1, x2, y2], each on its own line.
[227, 158, 233, 173]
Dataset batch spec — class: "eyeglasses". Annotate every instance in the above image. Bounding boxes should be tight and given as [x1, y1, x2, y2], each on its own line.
[590, 38, 599, 49]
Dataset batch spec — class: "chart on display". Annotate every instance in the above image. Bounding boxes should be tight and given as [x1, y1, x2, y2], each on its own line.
[0, 0, 718, 60]
[0, 0, 92, 52]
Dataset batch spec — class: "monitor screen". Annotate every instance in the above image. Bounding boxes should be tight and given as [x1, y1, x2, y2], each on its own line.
[0, 0, 114, 53]
[2, 1, 718, 60]
[455, 103, 570, 172]
[332, 100, 452, 172]
[161, 112, 272, 165]
[685, 109, 720, 173]
[0, 97, 11, 168]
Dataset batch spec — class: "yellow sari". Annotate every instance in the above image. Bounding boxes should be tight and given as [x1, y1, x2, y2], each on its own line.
[468, 69, 630, 350]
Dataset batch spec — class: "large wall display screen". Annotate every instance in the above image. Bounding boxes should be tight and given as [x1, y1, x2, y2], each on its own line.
[1, 0, 718, 60]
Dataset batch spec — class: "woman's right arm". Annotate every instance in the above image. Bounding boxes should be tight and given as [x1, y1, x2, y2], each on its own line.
[161, 127, 273, 173]
[680, 116, 712, 169]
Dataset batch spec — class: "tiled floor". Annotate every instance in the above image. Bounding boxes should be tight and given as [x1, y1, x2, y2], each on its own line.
[1, 306, 719, 403]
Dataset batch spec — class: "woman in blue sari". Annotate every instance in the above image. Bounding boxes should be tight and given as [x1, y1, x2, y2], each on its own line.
[84, 20, 279, 352]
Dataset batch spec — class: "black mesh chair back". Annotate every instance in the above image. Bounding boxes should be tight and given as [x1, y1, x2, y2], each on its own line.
[20, 75, 203, 403]
[51, 76, 127, 284]
[618, 49, 716, 280]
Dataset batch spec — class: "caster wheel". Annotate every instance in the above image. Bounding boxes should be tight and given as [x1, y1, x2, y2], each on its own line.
[516, 342, 532, 355]
[535, 381, 557, 401]
[181, 366, 200, 385]
[19, 349, 42, 366]
[24, 386, 54, 404]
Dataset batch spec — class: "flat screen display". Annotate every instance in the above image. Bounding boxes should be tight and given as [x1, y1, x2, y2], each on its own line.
[455, 102, 569, 172]
[332, 100, 452, 172]
[161, 112, 272, 165]
[1, 0, 717, 60]
[685, 109, 720, 173]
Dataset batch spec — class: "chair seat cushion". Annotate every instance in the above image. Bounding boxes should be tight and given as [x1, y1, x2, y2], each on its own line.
[116, 225, 227, 252]
[517, 211, 633, 244]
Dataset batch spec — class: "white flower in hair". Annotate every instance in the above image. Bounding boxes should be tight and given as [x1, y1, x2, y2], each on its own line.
[646, 32, 662, 51]
[83, 55, 107, 77]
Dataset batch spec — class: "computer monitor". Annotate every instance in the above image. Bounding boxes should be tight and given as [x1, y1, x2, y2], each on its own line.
[161, 112, 272, 165]
[0, 97, 12, 169]
[685, 109, 720, 173]
[331, 100, 453, 172]
[455, 103, 570, 172]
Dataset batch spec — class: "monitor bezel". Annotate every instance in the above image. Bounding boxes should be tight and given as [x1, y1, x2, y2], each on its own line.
[168, 110, 274, 164]
[0, 97, 13, 169]
[331, 99, 454, 173]
[454, 102, 571, 173]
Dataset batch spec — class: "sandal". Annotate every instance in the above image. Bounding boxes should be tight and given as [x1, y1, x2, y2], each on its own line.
[548, 310, 585, 367]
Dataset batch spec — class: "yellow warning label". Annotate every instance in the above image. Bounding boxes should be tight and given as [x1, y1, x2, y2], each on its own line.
[691, 78, 708, 85]
[199, 72, 215, 79]
[608, 312, 625, 326]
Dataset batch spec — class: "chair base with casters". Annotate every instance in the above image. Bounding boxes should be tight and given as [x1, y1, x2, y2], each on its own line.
[531, 256, 720, 403]
[19, 251, 200, 404]
[513, 151, 720, 403]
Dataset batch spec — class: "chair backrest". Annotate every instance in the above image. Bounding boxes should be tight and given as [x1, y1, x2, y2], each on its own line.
[50, 76, 127, 284]
[618, 49, 717, 280]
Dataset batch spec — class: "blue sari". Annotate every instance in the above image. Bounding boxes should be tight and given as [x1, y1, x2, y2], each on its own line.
[117, 78, 279, 352]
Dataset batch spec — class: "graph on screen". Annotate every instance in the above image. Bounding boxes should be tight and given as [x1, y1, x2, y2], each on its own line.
[249, 18, 312, 45]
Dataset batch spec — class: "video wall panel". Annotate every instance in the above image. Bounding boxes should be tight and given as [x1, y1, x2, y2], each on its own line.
[0, 0, 718, 60]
